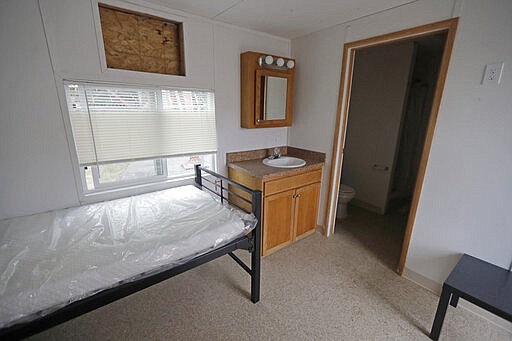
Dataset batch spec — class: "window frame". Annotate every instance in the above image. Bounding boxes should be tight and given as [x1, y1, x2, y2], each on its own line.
[85, 158, 168, 191]
[79, 153, 217, 194]
[58, 77, 218, 204]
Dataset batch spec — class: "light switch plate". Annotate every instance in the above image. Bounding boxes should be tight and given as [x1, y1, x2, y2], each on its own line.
[482, 62, 504, 85]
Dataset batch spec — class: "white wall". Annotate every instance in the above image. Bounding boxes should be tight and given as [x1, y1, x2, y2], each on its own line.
[342, 42, 414, 212]
[407, 0, 512, 281]
[0, 0, 290, 220]
[213, 24, 289, 175]
[290, 0, 512, 287]
[0, 1, 79, 219]
[290, 0, 455, 231]
[40, 0, 216, 89]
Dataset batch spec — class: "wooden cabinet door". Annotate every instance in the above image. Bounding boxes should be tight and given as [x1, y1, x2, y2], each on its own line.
[263, 189, 295, 255]
[294, 182, 321, 239]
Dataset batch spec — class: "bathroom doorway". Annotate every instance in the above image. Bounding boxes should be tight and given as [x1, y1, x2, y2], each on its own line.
[323, 18, 459, 274]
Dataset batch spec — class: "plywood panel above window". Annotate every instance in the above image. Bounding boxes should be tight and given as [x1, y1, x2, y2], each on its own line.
[98, 4, 185, 76]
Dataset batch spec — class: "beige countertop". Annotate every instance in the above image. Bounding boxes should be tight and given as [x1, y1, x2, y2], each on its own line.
[227, 146, 325, 180]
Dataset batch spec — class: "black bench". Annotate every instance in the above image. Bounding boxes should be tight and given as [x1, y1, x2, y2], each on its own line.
[430, 254, 512, 340]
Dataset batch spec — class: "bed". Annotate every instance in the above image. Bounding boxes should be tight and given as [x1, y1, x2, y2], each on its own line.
[0, 165, 261, 339]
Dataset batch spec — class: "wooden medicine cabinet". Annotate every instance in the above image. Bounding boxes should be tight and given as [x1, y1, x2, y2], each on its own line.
[241, 51, 295, 128]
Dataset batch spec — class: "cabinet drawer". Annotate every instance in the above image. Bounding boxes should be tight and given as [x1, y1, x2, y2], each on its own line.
[264, 169, 322, 196]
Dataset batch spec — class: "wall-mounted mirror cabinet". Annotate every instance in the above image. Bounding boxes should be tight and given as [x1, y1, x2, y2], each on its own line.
[241, 51, 295, 128]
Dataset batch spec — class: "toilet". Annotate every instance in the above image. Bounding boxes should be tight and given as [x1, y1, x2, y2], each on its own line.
[336, 184, 356, 219]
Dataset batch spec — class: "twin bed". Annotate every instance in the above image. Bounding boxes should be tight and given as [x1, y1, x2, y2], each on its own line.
[0, 166, 262, 339]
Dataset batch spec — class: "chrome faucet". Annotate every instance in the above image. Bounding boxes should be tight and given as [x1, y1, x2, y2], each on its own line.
[269, 147, 281, 159]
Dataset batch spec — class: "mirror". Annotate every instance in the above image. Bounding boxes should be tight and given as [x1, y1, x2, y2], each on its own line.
[254, 69, 293, 127]
[262, 76, 288, 120]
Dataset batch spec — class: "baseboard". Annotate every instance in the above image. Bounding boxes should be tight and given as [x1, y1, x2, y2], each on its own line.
[350, 199, 384, 214]
[403, 267, 512, 334]
[403, 267, 442, 293]
[295, 228, 316, 241]
[316, 224, 325, 235]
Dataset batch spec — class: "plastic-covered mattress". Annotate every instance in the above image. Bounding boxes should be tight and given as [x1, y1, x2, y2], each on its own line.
[0, 185, 256, 329]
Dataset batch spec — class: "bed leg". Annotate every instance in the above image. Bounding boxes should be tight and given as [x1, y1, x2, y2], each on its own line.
[251, 191, 262, 303]
[194, 164, 202, 188]
[251, 244, 260, 303]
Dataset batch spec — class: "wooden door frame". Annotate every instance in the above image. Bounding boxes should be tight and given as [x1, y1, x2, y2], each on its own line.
[323, 18, 458, 275]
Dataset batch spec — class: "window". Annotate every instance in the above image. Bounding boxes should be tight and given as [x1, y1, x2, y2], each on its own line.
[64, 82, 217, 193]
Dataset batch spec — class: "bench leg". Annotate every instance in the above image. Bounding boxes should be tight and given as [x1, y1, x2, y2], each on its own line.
[430, 285, 451, 340]
[450, 295, 459, 308]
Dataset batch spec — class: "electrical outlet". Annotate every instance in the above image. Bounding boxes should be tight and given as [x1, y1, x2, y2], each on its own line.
[482, 62, 504, 85]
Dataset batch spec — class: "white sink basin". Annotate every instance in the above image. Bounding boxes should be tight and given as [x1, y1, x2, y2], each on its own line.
[262, 156, 306, 168]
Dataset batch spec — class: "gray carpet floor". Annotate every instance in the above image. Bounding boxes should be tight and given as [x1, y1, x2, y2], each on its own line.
[29, 206, 511, 340]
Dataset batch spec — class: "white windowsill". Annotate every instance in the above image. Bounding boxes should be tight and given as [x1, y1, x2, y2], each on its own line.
[79, 176, 196, 205]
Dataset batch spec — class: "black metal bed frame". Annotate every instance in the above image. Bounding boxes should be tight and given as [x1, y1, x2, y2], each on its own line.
[0, 165, 262, 340]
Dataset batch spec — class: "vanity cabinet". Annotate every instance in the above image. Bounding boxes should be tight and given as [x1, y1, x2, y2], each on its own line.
[228, 166, 322, 256]
[264, 189, 295, 251]
[294, 182, 321, 238]
[240, 51, 295, 128]
[263, 170, 321, 255]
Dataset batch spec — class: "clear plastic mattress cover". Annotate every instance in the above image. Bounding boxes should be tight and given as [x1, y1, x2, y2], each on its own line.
[0, 185, 256, 329]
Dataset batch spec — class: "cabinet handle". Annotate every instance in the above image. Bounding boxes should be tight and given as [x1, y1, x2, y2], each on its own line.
[296, 194, 301, 198]
[292, 194, 301, 199]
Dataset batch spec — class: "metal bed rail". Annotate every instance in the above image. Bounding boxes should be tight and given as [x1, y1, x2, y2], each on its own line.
[1, 236, 253, 340]
[194, 165, 256, 211]
[0, 167, 262, 340]
[194, 165, 262, 304]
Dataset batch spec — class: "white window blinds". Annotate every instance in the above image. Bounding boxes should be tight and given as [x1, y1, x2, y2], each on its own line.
[64, 83, 217, 166]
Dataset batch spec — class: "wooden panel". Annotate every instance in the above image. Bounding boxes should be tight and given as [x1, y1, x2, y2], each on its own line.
[264, 169, 322, 196]
[227, 168, 263, 213]
[227, 185, 251, 213]
[263, 189, 294, 255]
[227, 168, 262, 191]
[294, 183, 320, 239]
[98, 4, 184, 76]
[240, 52, 257, 128]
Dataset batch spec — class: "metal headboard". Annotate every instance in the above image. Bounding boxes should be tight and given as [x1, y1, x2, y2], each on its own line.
[194, 165, 259, 214]
[194, 164, 262, 303]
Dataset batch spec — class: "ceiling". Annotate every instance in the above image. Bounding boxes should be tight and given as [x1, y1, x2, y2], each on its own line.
[153, 0, 418, 39]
